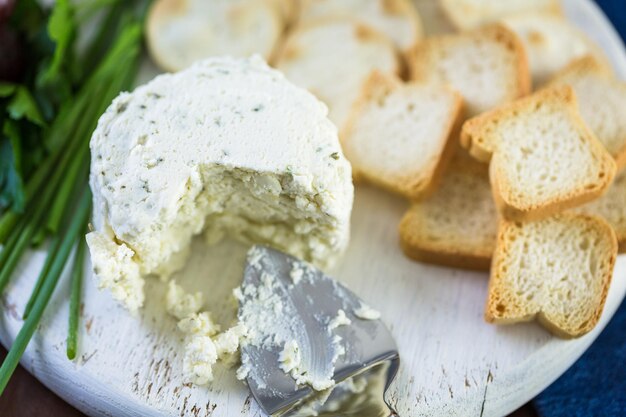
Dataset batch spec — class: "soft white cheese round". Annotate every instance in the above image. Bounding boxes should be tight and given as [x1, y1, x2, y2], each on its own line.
[87, 56, 353, 311]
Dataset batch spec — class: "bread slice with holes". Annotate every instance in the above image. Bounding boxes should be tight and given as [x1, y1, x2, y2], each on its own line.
[275, 18, 399, 131]
[546, 56, 626, 168]
[341, 71, 462, 199]
[486, 212, 617, 338]
[502, 13, 608, 86]
[439, 0, 561, 30]
[399, 150, 498, 270]
[299, 0, 423, 51]
[408, 24, 530, 118]
[146, 0, 284, 72]
[576, 169, 626, 252]
[461, 86, 616, 221]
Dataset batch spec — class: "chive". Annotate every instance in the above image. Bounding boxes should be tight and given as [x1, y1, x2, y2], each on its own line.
[0, 87, 95, 245]
[47, 37, 139, 235]
[30, 223, 49, 248]
[46, 146, 90, 234]
[31, 142, 88, 245]
[0, 153, 59, 243]
[0, 216, 28, 270]
[44, 88, 92, 154]
[0, 190, 91, 393]
[66, 229, 87, 360]
[81, 0, 127, 76]
[0, 138, 86, 290]
[0, 220, 43, 292]
[0, 182, 59, 292]
[0, 106, 86, 245]
[22, 235, 61, 319]
[0, 2, 147, 396]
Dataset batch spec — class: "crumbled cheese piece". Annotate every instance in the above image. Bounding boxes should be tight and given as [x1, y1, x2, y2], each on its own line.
[330, 335, 346, 362]
[307, 375, 335, 392]
[232, 286, 244, 301]
[353, 302, 381, 321]
[181, 334, 218, 385]
[85, 232, 144, 312]
[328, 309, 351, 330]
[290, 263, 304, 285]
[178, 312, 248, 384]
[165, 280, 204, 320]
[247, 246, 265, 269]
[178, 312, 220, 336]
[214, 324, 248, 359]
[236, 355, 252, 381]
[279, 340, 302, 375]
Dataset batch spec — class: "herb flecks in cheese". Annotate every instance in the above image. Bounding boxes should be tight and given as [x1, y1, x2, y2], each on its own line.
[87, 56, 353, 311]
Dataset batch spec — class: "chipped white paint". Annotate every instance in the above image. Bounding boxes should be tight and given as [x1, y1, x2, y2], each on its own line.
[1, 0, 626, 416]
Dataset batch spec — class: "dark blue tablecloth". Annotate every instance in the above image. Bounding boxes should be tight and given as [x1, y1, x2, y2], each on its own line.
[533, 5, 626, 416]
[533, 301, 626, 416]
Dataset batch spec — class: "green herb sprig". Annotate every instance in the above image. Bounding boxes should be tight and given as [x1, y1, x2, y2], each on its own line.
[0, 0, 149, 394]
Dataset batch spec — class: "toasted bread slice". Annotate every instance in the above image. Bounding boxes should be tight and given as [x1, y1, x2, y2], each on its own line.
[275, 18, 399, 130]
[409, 24, 530, 118]
[502, 13, 608, 86]
[547, 56, 626, 168]
[577, 169, 626, 252]
[274, 0, 300, 26]
[341, 71, 463, 199]
[399, 150, 497, 270]
[462, 86, 616, 221]
[440, 0, 561, 30]
[413, 0, 456, 35]
[486, 213, 617, 338]
[299, 0, 423, 51]
[147, 0, 283, 72]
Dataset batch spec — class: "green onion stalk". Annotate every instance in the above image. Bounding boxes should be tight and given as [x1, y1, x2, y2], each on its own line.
[0, 4, 148, 394]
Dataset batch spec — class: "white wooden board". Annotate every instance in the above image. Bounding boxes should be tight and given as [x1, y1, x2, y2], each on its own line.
[1, 0, 626, 416]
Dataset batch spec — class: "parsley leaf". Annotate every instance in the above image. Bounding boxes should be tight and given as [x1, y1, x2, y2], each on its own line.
[36, 0, 76, 110]
[6, 86, 45, 126]
[0, 84, 16, 97]
[46, 0, 76, 79]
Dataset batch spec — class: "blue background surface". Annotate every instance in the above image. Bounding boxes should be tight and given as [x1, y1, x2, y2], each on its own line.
[595, 0, 626, 40]
[534, 2, 625, 415]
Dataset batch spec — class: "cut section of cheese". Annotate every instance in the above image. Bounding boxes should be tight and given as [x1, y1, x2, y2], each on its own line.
[87, 56, 354, 311]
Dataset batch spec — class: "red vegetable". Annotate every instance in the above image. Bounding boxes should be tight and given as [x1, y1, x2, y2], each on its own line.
[0, 23, 23, 82]
[0, 0, 15, 23]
